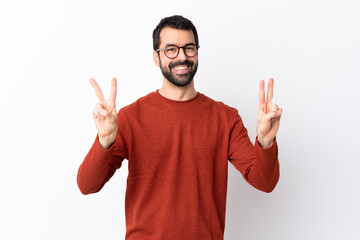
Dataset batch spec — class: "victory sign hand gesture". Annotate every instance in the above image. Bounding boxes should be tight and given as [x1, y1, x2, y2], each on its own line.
[257, 78, 282, 148]
[90, 77, 118, 150]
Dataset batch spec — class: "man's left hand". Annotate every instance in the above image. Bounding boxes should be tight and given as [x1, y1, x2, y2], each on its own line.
[257, 78, 283, 148]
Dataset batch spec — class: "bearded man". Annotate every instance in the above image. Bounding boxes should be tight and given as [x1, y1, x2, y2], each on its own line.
[77, 15, 283, 240]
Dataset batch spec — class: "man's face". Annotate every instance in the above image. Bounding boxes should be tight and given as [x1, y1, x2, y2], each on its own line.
[154, 27, 198, 87]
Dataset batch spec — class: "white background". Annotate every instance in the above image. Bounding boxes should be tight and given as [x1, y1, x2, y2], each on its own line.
[1, 0, 359, 239]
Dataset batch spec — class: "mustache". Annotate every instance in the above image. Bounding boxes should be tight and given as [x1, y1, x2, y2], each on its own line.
[169, 60, 194, 68]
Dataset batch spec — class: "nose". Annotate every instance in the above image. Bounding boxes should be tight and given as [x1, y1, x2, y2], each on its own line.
[175, 47, 187, 61]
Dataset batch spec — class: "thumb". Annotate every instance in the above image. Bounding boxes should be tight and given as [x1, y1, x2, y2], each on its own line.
[264, 105, 282, 122]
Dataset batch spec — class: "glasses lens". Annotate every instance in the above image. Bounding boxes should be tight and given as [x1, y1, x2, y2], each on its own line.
[164, 46, 179, 58]
[184, 45, 197, 57]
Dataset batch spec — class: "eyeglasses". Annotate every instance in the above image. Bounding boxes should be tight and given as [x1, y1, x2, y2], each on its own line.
[156, 44, 200, 59]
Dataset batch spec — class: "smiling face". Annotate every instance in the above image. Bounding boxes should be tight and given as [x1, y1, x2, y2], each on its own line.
[153, 27, 198, 87]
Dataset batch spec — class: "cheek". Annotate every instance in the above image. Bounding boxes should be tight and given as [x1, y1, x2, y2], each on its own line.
[160, 59, 171, 69]
[190, 56, 198, 64]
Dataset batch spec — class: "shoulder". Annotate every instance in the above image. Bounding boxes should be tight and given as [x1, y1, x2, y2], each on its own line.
[200, 93, 239, 118]
[118, 92, 156, 114]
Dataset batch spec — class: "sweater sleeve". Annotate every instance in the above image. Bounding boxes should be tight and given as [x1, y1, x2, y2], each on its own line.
[77, 109, 131, 195]
[228, 109, 280, 193]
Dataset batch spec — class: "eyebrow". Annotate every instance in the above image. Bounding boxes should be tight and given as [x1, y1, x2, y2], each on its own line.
[164, 43, 196, 48]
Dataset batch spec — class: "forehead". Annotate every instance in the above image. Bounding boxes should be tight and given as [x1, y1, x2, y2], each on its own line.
[159, 27, 195, 47]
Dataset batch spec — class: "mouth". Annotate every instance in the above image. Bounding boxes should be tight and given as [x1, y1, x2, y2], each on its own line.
[171, 64, 191, 75]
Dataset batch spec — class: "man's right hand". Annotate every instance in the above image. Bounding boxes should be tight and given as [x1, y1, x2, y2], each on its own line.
[90, 77, 118, 150]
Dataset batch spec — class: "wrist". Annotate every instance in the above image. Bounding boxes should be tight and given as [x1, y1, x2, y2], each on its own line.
[257, 137, 273, 149]
[98, 135, 115, 150]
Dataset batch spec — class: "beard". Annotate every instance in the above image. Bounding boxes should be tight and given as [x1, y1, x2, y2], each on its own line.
[159, 59, 198, 87]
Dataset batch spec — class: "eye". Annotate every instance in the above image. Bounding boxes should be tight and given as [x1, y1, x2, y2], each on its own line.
[166, 47, 177, 52]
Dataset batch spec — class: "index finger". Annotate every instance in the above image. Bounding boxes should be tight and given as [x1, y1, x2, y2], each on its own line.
[109, 77, 117, 101]
[89, 78, 105, 103]
[266, 78, 274, 104]
[259, 80, 265, 104]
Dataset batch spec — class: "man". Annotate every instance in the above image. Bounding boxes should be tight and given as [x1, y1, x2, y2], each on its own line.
[77, 15, 282, 240]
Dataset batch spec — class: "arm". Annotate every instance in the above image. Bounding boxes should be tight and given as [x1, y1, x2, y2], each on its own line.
[77, 136, 121, 194]
[229, 112, 279, 193]
[229, 78, 282, 192]
[76, 78, 128, 194]
[77, 118, 129, 194]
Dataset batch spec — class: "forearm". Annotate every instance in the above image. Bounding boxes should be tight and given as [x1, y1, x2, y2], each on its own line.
[244, 138, 279, 193]
[77, 136, 115, 194]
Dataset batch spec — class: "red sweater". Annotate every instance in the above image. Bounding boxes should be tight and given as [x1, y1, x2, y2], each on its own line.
[77, 90, 279, 240]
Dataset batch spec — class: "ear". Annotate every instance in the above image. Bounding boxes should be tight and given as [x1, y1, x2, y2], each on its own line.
[153, 50, 160, 67]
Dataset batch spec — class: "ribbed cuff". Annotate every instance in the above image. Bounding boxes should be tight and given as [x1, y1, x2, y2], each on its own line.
[91, 135, 115, 164]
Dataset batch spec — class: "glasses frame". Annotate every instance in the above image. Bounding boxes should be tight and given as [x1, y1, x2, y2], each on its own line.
[156, 44, 200, 59]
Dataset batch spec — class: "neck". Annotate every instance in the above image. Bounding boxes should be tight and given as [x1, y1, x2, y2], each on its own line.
[158, 78, 197, 101]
